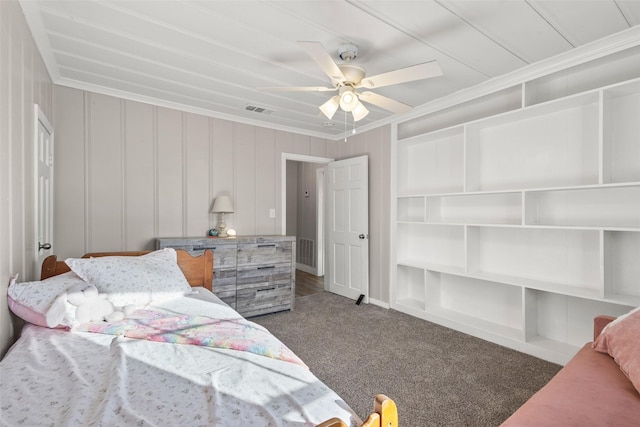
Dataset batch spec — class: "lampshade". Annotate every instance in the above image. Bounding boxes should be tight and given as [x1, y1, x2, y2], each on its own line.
[339, 88, 359, 112]
[319, 96, 340, 120]
[351, 101, 369, 122]
[211, 195, 234, 213]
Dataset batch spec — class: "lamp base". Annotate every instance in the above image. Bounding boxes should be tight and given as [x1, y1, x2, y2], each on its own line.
[218, 217, 228, 238]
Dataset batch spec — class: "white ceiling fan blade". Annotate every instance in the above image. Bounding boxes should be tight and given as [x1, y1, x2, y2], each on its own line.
[358, 60, 442, 89]
[258, 86, 336, 92]
[298, 41, 345, 83]
[358, 91, 412, 114]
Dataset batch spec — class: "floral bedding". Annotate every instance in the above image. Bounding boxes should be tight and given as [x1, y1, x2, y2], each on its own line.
[0, 290, 360, 426]
[73, 308, 307, 367]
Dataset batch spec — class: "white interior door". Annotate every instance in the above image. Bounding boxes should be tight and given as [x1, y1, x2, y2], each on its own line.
[326, 155, 369, 301]
[34, 105, 54, 278]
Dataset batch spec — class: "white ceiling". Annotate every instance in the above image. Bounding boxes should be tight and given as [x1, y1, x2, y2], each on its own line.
[19, 0, 640, 139]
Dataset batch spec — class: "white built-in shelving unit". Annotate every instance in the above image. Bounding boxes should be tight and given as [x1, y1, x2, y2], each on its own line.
[391, 39, 640, 365]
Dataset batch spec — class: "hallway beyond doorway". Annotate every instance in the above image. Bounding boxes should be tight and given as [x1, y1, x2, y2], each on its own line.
[295, 270, 324, 297]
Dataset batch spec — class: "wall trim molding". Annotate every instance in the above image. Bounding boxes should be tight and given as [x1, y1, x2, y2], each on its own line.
[398, 26, 640, 126]
[54, 78, 341, 141]
[18, 0, 61, 81]
[45, 26, 640, 143]
[368, 298, 390, 309]
[296, 263, 317, 275]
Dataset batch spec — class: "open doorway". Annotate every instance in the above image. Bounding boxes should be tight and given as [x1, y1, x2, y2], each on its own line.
[281, 153, 333, 295]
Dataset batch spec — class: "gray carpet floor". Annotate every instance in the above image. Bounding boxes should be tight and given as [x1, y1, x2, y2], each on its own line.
[252, 291, 562, 426]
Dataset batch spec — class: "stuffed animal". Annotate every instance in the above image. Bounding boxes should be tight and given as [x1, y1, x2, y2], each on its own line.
[45, 282, 134, 328]
[66, 283, 133, 323]
[45, 282, 135, 328]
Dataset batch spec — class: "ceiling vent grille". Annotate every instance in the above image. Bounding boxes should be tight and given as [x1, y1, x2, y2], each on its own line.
[245, 104, 275, 115]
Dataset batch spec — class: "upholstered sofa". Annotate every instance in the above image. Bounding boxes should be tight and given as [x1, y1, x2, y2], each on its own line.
[501, 314, 640, 426]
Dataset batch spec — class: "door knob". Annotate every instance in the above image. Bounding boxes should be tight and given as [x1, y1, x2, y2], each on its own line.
[358, 234, 368, 240]
[39, 242, 52, 251]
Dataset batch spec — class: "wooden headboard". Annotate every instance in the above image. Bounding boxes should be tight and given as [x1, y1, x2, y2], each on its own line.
[40, 250, 214, 291]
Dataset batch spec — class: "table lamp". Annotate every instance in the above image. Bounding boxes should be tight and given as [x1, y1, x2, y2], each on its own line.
[211, 195, 234, 237]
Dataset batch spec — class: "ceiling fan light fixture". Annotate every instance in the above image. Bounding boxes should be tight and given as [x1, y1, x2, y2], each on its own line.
[266, 42, 443, 123]
[319, 95, 340, 119]
[351, 101, 369, 122]
[339, 88, 359, 112]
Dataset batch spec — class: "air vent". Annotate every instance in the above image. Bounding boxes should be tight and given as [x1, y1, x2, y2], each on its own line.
[245, 104, 274, 115]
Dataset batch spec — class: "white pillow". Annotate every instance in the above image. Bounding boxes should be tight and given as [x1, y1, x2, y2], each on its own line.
[7, 272, 85, 328]
[64, 248, 192, 306]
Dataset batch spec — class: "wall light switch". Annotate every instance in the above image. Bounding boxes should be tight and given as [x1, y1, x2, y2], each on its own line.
[269, 208, 276, 218]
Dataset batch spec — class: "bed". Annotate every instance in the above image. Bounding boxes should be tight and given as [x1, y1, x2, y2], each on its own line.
[1, 249, 397, 427]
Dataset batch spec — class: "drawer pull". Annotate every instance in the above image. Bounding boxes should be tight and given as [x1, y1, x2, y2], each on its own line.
[193, 246, 215, 250]
[258, 244, 277, 248]
[257, 287, 276, 292]
[257, 266, 275, 270]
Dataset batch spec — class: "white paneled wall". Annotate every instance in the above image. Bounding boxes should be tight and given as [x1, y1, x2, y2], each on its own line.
[55, 88, 318, 253]
[1, 0, 54, 356]
[53, 87, 392, 305]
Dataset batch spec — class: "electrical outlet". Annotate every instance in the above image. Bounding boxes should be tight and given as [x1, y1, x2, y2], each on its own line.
[269, 208, 276, 218]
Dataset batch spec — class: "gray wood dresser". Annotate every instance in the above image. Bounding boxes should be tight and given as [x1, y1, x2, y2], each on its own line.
[156, 236, 296, 317]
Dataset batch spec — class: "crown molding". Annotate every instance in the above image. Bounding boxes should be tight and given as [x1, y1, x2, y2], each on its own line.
[398, 25, 640, 125]
[54, 77, 346, 141]
[18, 0, 60, 81]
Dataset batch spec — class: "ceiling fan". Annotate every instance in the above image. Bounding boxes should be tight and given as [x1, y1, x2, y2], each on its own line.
[261, 41, 443, 122]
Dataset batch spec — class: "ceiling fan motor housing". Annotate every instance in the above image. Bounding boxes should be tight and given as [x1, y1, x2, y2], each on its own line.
[337, 64, 366, 86]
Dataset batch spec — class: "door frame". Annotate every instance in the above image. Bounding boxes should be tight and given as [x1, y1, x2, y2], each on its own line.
[33, 104, 54, 279]
[315, 167, 325, 277]
[280, 153, 333, 278]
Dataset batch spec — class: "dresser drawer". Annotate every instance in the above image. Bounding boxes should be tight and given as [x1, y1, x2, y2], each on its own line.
[191, 245, 237, 269]
[213, 269, 237, 308]
[236, 282, 292, 317]
[237, 242, 292, 267]
[236, 264, 291, 287]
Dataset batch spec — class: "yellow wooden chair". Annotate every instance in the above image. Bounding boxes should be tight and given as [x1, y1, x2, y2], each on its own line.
[316, 394, 398, 427]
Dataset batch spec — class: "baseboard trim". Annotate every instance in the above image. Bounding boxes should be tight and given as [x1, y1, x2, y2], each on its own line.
[296, 263, 317, 275]
[368, 298, 389, 309]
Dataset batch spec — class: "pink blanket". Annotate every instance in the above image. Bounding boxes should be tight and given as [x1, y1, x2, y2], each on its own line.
[74, 309, 306, 367]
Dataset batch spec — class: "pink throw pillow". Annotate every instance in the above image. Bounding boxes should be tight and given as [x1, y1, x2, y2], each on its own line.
[8, 295, 50, 327]
[593, 307, 640, 393]
[7, 272, 86, 328]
